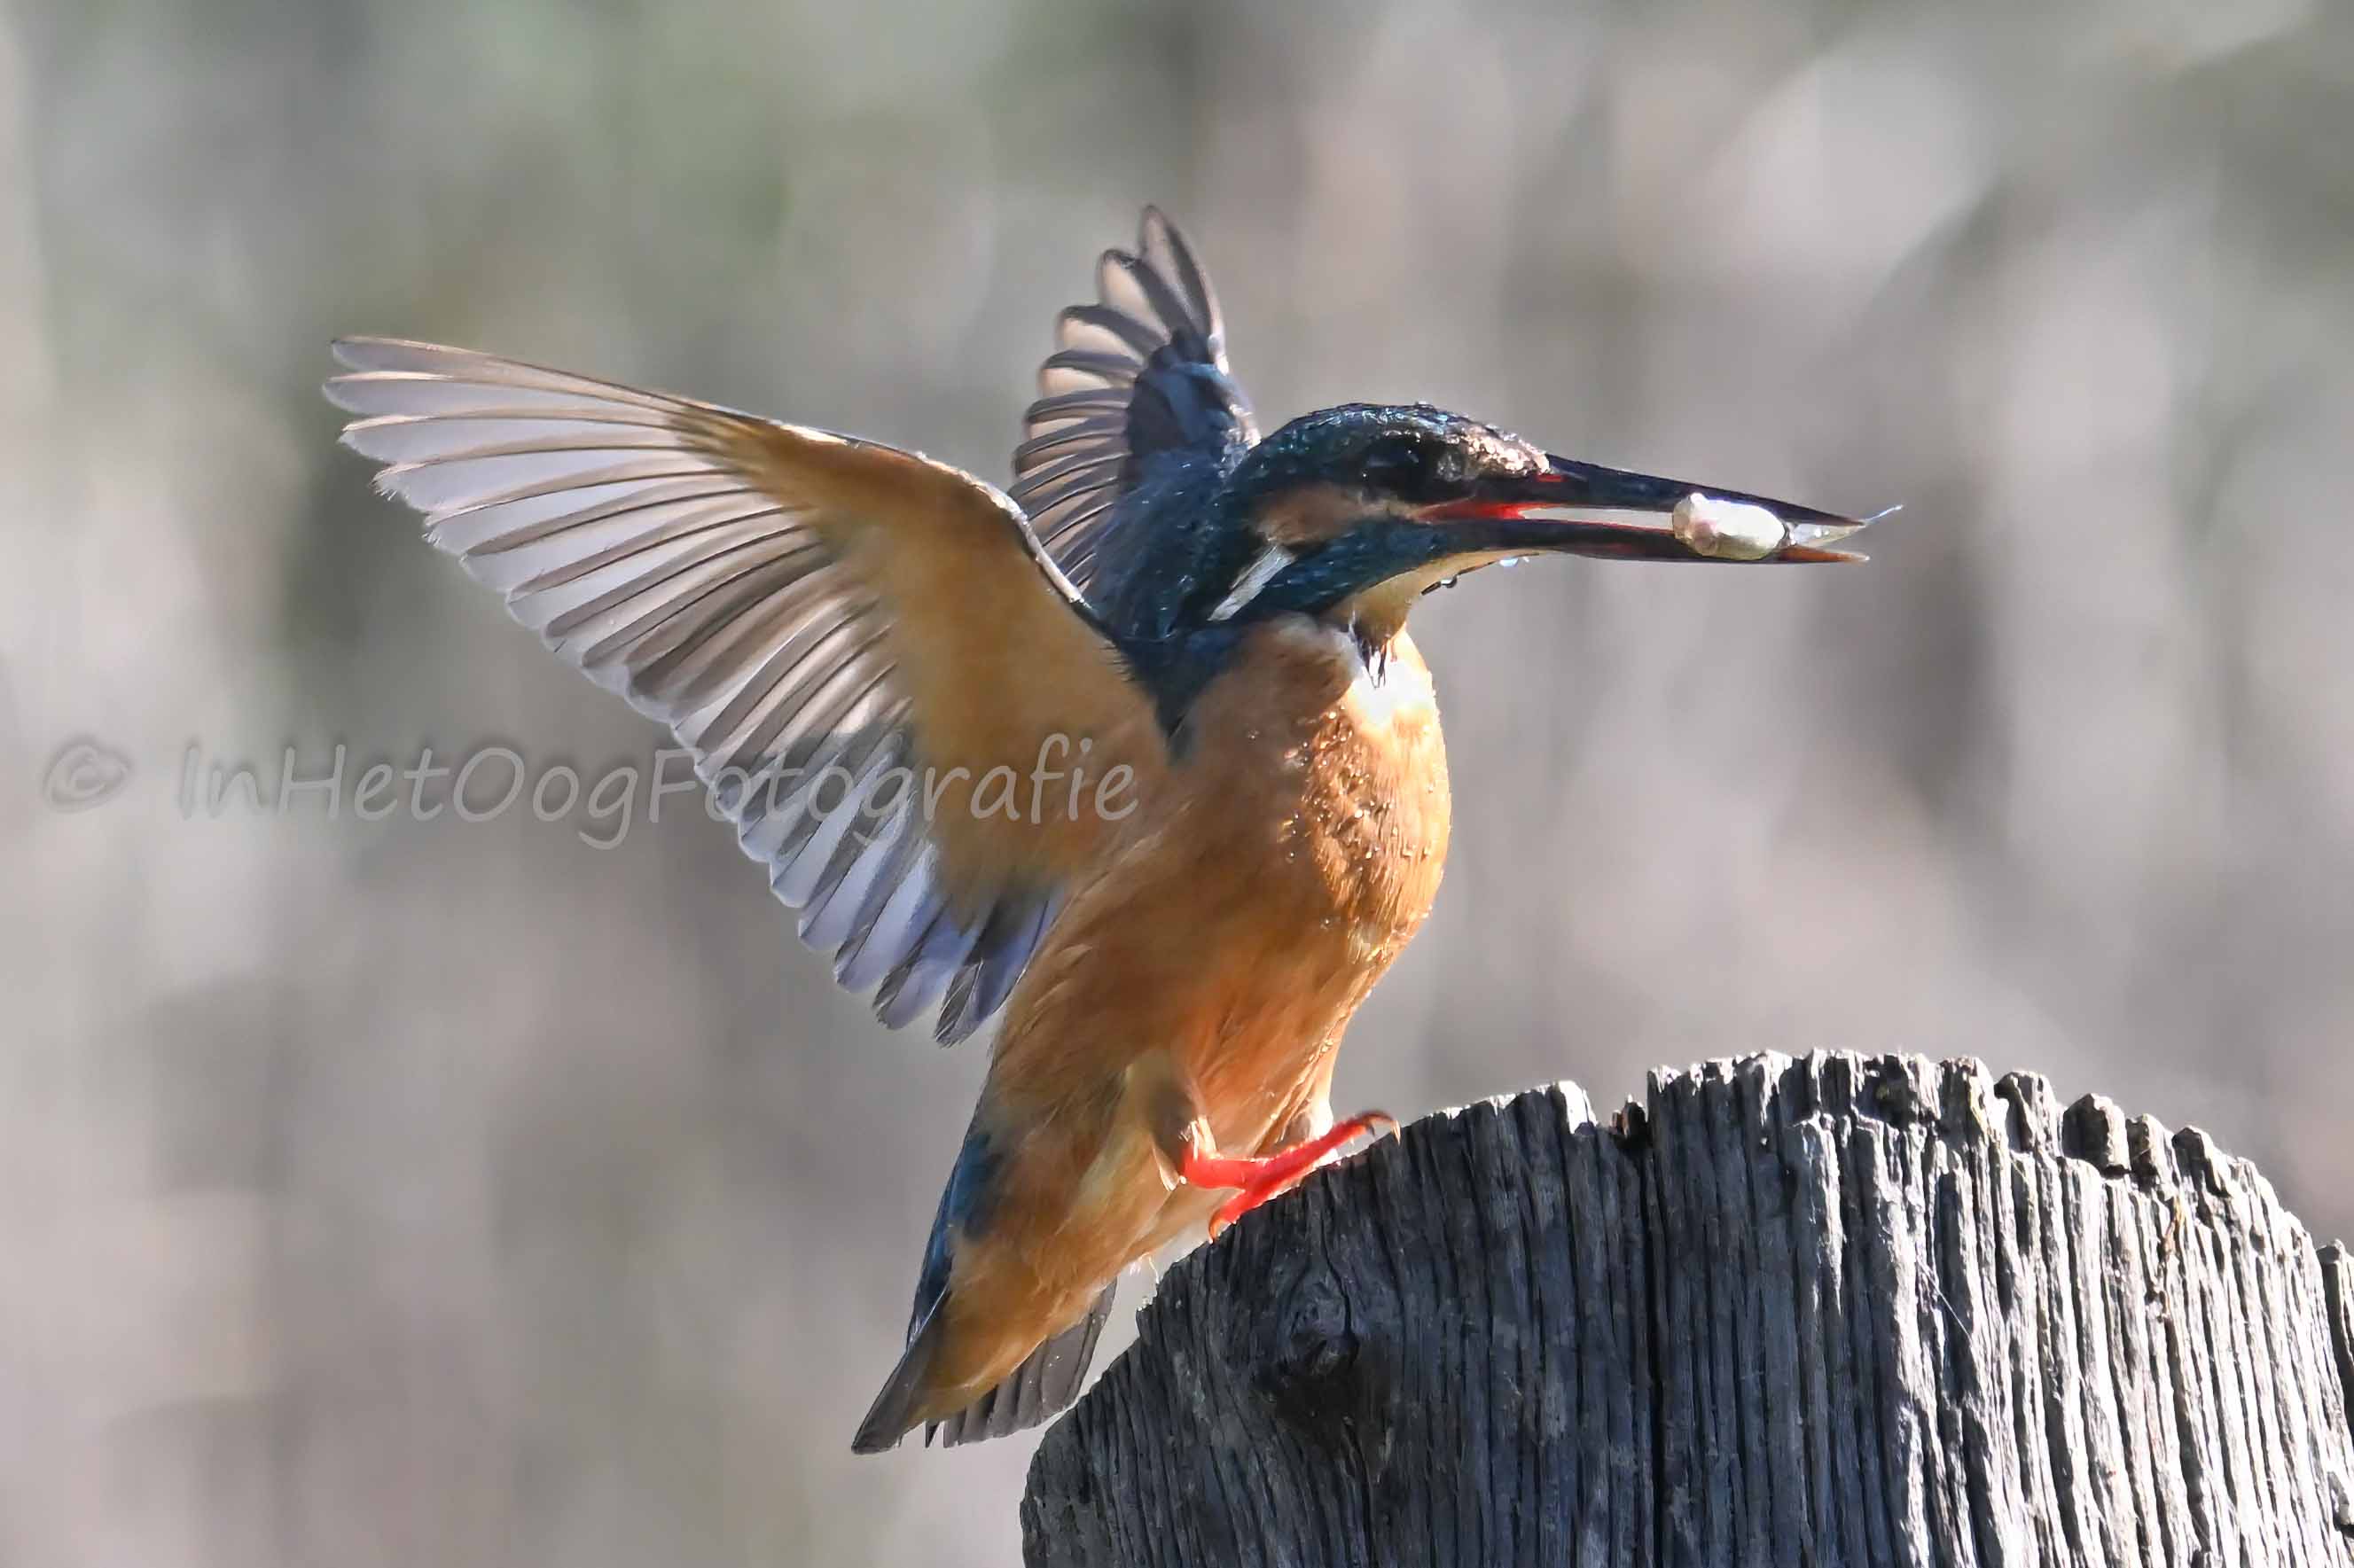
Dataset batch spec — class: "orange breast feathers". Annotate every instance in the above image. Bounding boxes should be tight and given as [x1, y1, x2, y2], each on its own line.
[991, 615, 1450, 1218]
[905, 615, 1454, 1415]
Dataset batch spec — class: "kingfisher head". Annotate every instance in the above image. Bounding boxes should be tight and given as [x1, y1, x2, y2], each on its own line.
[1195, 402, 1879, 641]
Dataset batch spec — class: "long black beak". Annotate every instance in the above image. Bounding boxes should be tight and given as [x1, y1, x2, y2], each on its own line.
[1428, 454, 1888, 563]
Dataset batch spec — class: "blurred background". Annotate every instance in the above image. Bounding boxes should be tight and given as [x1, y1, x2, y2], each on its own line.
[5, 0, 2352, 1561]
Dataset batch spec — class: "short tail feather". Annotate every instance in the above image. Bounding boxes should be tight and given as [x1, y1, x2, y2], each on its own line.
[849, 1279, 1117, 1455]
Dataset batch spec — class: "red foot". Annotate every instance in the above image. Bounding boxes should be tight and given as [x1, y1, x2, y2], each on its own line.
[1178, 1112, 1398, 1239]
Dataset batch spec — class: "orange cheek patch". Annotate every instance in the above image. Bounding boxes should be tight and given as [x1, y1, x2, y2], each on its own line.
[1255, 484, 1380, 548]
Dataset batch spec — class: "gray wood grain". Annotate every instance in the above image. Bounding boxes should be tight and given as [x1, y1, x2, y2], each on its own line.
[1021, 1053, 2354, 1566]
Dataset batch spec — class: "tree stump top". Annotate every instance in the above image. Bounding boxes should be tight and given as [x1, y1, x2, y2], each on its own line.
[1022, 1051, 2354, 1566]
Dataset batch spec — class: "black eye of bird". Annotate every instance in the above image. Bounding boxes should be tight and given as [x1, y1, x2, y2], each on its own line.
[1360, 434, 1436, 494]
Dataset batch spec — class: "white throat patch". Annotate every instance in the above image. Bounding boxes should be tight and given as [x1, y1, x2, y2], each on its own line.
[1208, 542, 1297, 621]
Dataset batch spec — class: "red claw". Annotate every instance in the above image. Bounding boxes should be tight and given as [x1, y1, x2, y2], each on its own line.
[1180, 1111, 1399, 1239]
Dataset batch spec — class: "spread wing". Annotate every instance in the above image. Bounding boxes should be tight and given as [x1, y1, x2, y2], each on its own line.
[327, 339, 1167, 1043]
[1013, 207, 1257, 598]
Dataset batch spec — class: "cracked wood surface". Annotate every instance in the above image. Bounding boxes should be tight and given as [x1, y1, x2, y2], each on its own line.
[1021, 1052, 2354, 1566]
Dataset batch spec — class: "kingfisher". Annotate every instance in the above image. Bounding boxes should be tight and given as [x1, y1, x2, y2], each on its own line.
[326, 208, 1877, 1455]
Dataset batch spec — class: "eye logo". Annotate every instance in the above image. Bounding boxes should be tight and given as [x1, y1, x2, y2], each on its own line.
[42, 737, 134, 812]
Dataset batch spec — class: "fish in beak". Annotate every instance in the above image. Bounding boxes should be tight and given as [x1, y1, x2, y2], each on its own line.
[1427, 454, 1891, 564]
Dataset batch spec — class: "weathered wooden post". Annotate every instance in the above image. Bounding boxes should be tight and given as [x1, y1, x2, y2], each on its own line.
[1021, 1052, 2354, 1566]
